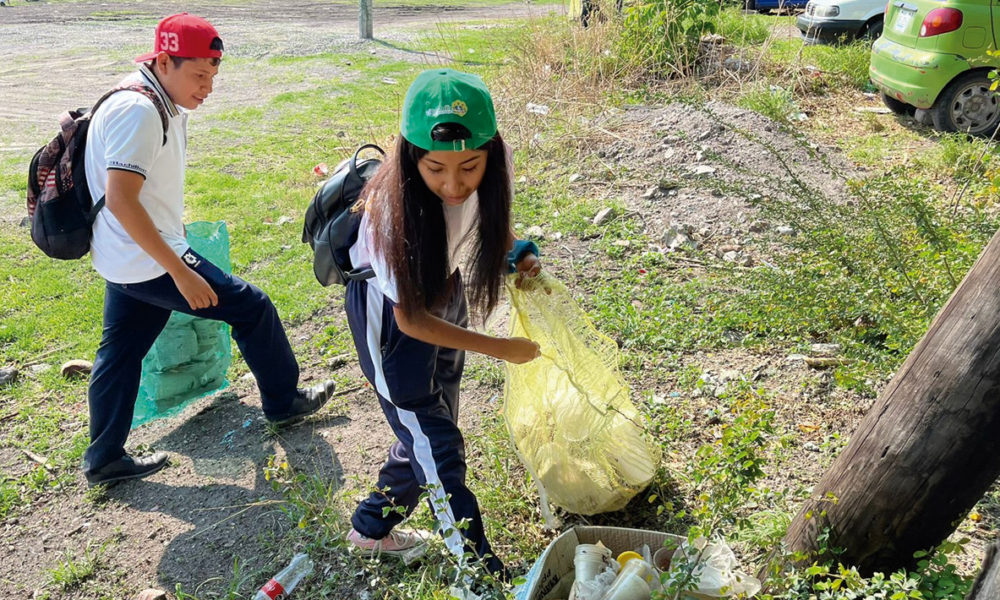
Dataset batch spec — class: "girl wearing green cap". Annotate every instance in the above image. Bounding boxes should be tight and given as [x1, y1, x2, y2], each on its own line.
[343, 68, 541, 580]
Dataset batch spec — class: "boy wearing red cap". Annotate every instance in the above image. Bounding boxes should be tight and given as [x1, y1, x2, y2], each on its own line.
[83, 13, 334, 487]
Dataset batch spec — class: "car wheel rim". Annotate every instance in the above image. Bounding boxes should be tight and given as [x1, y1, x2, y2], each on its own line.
[950, 82, 1000, 134]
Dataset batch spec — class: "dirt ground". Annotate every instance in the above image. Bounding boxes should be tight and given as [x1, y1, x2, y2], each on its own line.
[554, 100, 867, 493]
[0, 0, 992, 598]
[0, 0, 559, 158]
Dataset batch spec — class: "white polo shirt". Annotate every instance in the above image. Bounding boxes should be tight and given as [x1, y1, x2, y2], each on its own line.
[85, 64, 190, 284]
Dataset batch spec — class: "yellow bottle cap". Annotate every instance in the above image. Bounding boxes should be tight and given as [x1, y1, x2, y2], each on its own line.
[616, 551, 643, 570]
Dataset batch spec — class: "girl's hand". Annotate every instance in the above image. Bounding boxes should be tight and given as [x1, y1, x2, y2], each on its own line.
[514, 253, 542, 290]
[503, 337, 541, 364]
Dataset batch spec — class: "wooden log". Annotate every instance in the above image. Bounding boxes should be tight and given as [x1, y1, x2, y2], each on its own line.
[359, 0, 373, 40]
[782, 226, 1000, 575]
[967, 541, 1000, 600]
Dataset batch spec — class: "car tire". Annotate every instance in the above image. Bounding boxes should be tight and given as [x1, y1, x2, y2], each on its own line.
[930, 71, 1000, 137]
[881, 92, 915, 116]
[861, 19, 883, 40]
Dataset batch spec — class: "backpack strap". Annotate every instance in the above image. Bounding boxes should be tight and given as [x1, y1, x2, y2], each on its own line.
[90, 84, 171, 146]
[87, 196, 106, 227]
[345, 268, 375, 282]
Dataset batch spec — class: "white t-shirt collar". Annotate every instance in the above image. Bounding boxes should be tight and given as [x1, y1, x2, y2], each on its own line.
[137, 64, 180, 118]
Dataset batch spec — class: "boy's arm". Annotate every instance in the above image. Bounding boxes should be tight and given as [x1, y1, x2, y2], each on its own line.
[105, 169, 218, 310]
[393, 306, 539, 364]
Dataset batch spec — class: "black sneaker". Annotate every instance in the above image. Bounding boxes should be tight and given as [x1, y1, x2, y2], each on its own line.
[84, 452, 169, 487]
[266, 380, 336, 427]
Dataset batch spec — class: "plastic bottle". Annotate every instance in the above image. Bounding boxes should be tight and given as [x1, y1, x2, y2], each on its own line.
[253, 553, 314, 600]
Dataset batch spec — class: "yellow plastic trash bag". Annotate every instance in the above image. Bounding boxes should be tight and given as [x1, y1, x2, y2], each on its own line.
[503, 272, 660, 522]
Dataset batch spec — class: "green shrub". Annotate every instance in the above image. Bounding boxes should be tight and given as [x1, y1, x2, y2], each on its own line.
[760, 536, 974, 600]
[619, 0, 721, 76]
[762, 39, 875, 91]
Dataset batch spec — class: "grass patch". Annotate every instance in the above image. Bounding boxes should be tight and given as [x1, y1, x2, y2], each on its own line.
[745, 34, 875, 93]
[736, 83, 800, 125]
[46, 540, 109, 591]
[716, 7, 774, 46]
[42, 0, 563, 5]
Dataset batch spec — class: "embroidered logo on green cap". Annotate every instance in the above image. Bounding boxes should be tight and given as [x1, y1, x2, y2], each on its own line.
[425, 99, 469, 118]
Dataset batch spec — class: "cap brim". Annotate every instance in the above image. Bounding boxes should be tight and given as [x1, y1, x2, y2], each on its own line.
[134, 51, 158, 63]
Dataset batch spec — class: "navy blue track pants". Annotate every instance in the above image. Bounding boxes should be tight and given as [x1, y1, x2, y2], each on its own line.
[345, 270, 503, 575]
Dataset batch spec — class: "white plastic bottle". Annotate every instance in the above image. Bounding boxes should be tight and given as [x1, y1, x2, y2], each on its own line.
[253, 553, 314, 600]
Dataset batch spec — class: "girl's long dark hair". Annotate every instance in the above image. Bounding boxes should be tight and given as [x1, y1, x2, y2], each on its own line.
[363, 127, 511, 321]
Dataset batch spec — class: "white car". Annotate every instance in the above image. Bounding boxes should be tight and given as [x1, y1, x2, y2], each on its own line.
[796, 0, 886, 44]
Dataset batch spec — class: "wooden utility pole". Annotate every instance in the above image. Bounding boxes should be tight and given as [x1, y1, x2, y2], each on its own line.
[782, 227, 1000, 575]
[359, 0, 373, 40]
[968, 542, 1000, 600]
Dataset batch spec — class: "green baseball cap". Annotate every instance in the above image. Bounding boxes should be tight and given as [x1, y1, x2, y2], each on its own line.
[401, 68, 498, 152]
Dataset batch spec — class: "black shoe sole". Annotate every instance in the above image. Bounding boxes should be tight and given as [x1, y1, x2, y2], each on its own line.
[85, 459, 168, 488]
[267, 402, 324, 428]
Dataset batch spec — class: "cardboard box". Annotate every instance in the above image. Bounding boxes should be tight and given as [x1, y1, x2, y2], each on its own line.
[514, 526, 685, 600]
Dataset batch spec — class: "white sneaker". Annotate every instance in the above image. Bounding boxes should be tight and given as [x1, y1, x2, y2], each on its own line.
[347, 527, 430, 562]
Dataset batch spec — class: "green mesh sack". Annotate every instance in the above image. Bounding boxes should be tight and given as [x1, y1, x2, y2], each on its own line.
[133, 221, 233, 428]
[504, 272, 660, 523]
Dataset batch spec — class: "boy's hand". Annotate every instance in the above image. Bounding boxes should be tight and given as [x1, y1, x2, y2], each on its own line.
[514, 253, 542, 289]
[503, 337, 541, 364]
[172, 268, 219, 310]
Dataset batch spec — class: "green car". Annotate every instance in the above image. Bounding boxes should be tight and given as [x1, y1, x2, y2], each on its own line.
[870, 0, 1000, 135]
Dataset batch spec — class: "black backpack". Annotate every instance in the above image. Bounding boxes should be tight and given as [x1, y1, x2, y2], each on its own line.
[302, 144, 384, 287]
[26, 85, 168, 260]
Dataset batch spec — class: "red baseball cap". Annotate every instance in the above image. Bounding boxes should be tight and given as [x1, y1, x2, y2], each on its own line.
[134, 13, 224, 63]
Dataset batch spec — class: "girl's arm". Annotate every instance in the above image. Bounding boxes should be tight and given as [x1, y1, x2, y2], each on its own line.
[394, 306, 539, 364]
[509, 227, 542, 288]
